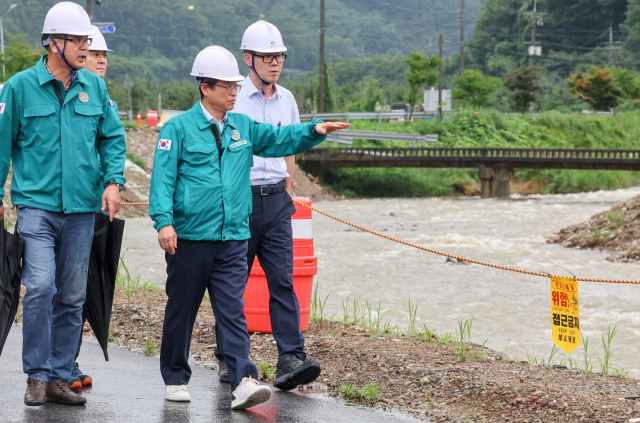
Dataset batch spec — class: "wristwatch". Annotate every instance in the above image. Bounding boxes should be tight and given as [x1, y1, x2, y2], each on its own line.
[105, 179, 123, 191]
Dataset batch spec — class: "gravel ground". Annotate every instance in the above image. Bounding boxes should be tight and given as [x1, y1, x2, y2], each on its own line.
[14, 287, 633, 423]
[548, 195, 640, 263]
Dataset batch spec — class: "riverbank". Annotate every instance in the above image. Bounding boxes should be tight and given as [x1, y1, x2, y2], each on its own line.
[548, 195, 640, 263]
[13, 285, 638, 422]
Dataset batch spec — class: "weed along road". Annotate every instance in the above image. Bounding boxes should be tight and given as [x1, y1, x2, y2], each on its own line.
[0, 329, 417, 422]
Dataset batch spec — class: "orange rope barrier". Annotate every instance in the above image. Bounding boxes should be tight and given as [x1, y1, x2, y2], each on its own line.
[291, 199, 640, 285]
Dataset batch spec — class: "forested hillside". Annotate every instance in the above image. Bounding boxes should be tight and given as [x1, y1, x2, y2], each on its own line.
[0, 0, 482, 82]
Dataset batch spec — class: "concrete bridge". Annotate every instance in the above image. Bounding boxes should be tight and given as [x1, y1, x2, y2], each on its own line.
[299, 147, 640, 198]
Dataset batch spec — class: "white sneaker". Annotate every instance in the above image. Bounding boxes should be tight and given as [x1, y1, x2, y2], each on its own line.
[231, 377, 272, 410]
[165, 385, 191, 402]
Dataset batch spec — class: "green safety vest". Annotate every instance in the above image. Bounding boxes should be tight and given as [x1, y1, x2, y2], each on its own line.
[0, 55, 126, 213]
[150, 101, 325, 241]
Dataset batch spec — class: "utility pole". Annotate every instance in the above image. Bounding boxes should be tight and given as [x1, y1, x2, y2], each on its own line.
[459, 0, 464, 76]
[360, 44, 365, 86]
[319, 0, 326, 113]
[332, 58, 337, 100]
[85, 0, 92, 18]
[523, 0, 546, 66]
[608, 27, 621, 65]
[438, 33, 443, 121]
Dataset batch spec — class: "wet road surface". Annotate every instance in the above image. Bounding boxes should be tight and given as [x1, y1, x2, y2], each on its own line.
[0, 329, 419, 422]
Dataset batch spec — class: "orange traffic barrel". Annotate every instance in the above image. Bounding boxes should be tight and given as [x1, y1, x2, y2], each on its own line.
[146, 110, 158, 127]
[244, 196, 317, 333]
[136, 112, 142, 126]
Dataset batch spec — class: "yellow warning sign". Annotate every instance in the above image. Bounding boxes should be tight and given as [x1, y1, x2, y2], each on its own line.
[550, 277, 581, 354]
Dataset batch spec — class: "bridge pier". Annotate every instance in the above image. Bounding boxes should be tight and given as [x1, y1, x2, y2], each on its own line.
[479, 166, 512, 199]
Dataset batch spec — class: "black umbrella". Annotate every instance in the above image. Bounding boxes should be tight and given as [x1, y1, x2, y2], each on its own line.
[83, 213, 125, 361]
[0, 220, 24, 357]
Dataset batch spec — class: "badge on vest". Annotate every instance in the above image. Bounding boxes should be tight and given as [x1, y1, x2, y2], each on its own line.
[231, 130, 241, 140]
[230, 140, 247, 149]
[78, 92, 89, 103]
[158, 139, 172, 150]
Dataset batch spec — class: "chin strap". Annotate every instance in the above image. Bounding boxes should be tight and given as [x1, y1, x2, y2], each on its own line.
[250, 52, 272, 95]
[49, 35, 75, 84]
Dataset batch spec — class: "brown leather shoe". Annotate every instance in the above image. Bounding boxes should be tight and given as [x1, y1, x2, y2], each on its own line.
[24, 378, 48, 406]
[46, 380, 87, 406]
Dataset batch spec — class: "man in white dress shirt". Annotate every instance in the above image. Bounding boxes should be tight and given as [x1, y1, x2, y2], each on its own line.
[215, 20, 321, 391]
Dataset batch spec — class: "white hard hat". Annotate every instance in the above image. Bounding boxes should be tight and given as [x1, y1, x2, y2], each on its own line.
[42, 2, 96, 36]
[89, 26, 113, 52]
[240, 20, 287, 53]
[190, 46, 244, 82]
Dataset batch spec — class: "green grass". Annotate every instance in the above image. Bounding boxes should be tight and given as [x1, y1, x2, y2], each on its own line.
[126, 153, 147, 171]
[318, 110, 640, 197]
[116, 257, 161, 304]
[337, 381, 380, 403]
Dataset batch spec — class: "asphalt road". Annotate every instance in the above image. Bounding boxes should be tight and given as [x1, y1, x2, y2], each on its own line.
[0, 328, 420, 422]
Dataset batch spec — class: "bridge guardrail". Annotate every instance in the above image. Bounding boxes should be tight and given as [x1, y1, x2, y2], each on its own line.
[320, 130, 438, 148]
[300, 111, 434, 124]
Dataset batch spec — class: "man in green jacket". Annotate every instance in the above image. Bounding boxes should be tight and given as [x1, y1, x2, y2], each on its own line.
[150, 45, 348, 410]
[0, 2, 126, 407]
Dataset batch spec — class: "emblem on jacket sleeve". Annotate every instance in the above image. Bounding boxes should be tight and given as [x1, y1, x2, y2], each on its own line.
[158, 139, 172, 150]
[0, 103, 5, 114]
[231, 130, 240, 140]
[78, 92, 89, 103]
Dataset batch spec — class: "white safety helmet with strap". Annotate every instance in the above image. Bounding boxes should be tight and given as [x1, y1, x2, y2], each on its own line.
[42, 2, 95, 36]
[240, 20, 288, 54]
[42, 2, 97, 83]
[240, 20, 287, 95]
[89, 26, 113, 52]
[190, 46, 244, 82]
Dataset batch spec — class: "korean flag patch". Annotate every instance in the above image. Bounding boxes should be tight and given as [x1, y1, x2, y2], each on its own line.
[158, 139, 172, 151]
[0, 103, 5, 114]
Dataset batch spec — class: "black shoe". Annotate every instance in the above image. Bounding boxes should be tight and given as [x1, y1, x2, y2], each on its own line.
[273, 354, 321, 391]
[218, 358, 229, 384]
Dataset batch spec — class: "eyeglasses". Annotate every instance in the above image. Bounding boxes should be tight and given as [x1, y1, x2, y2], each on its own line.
[213, 83, 242, 94]
[253, 53, 287, 64]
[52, 36, 93, 47]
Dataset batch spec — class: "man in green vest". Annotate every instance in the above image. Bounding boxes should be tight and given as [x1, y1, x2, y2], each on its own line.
[151, 45, 348, 409]
[0, 2, 126, 407]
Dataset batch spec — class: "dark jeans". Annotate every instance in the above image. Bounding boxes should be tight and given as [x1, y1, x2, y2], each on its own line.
[160, 239, 258, 390]
[215, 183, 305, 361]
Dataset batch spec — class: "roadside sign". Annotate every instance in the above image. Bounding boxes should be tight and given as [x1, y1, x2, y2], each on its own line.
[550, 277, 580, 354]
[93, 22, 116, 33]
[123, 74, 134, 89]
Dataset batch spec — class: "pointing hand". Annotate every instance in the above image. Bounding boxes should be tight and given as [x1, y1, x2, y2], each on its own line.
[314, 122, 350, 135]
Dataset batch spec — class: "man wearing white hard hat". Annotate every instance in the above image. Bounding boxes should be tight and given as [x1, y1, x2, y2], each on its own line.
[215, 20, 321, 392]
[65, 25, 117, 391]
[149, 45, 348, 409]
[84, 26, 112, 78]
[0, 2, 126, 407]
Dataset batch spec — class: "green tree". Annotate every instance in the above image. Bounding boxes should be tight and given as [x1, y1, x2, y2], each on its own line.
[315, 61, 336, 112]
[452, 69, 500, 110]
[404, 52, 440, 120]
[568, 65, 623, 111]
[344, 78, 385, 112]
[503, 65, 542, 113]
[610, 66, 640, 99]
[0, 33, 43, 82]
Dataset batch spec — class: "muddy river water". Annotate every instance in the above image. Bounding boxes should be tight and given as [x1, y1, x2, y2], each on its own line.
[121, 188, 640, 378]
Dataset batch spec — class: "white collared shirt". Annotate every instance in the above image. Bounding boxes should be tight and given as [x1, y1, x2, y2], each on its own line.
[233, 75, 300, 186]
[200, 100, 227, 132]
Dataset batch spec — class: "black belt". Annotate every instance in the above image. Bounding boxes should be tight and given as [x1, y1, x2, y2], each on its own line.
[252, 180, 286, 196]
